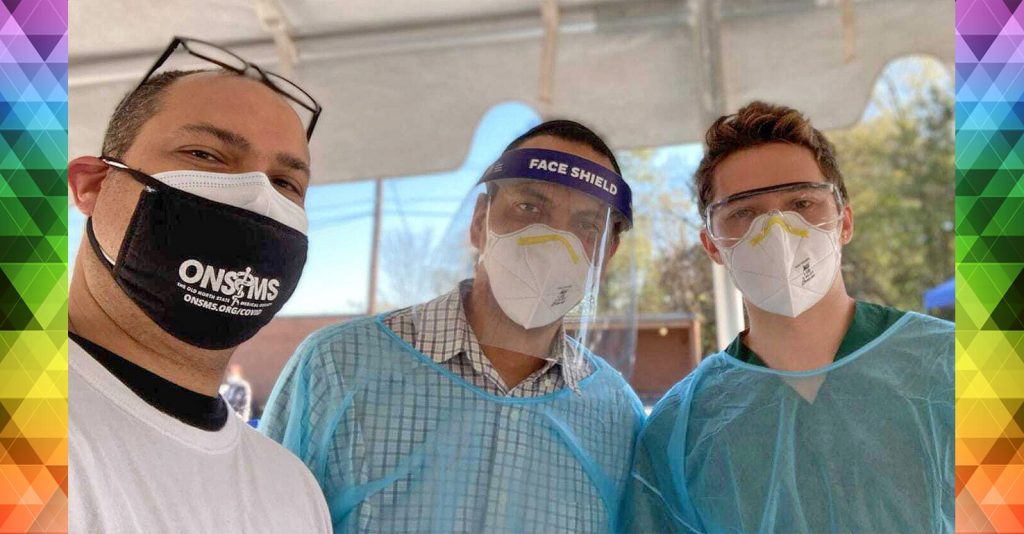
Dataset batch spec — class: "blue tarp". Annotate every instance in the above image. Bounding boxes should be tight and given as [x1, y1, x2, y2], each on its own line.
[923, 277, 954, 309]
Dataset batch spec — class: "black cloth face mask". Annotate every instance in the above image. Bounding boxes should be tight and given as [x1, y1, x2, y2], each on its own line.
[86, 159, 309, 349]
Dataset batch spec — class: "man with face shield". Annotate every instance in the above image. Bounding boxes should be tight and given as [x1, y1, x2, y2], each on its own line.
[624, 102, 954, 533]
[67, 37, 330, 532]
[261, 120, 645, 532]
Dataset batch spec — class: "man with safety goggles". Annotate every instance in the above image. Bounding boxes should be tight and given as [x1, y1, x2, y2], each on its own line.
[261, 120, 645, 532]
[625, 101, 953, 533]
[67, 37, 330, 532]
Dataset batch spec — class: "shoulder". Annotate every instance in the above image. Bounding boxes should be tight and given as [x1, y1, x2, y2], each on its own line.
[298, 315, 383, 351]
[898, 310, 954, 337]
[238, 423, 327, 498]
[289, 315, 390, 369]
[236, 424, 331, 528]
[857, 301, 952, 340]
[569, 352, 646, 424]
[638, 359, 722, 444]
[644, 372, 695, 426]
[583, 353, 641, 398]
[881, 311, 954, 385]
[864, 311, 953, 369]
[240, 422, 315, 473]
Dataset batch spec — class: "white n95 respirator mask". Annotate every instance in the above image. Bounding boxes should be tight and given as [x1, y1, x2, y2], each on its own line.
[719, 211, 842, 318]
[480, 223, 594, 330]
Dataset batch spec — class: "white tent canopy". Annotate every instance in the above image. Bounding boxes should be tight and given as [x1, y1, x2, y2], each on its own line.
[70, 0, 952, 185]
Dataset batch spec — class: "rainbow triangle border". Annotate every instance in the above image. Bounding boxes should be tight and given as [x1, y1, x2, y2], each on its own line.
[956, 1, 1024, 532]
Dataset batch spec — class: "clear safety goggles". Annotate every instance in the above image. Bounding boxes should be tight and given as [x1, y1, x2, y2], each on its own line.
[704, 182, 844, 243]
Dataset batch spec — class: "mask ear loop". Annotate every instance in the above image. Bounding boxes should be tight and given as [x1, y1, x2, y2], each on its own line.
[85, 218, 118, 272]
[478, 194, 494, 265]
[84, 158, 145, 272]
[99, 156, 166, 192]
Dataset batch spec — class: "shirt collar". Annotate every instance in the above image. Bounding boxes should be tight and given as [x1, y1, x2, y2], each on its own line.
[412, 279, 586, 392]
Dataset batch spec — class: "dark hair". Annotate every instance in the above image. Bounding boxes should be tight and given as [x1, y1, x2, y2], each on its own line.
[694, 100, 848, 218]
[491, 119, 628, 235]
[504, 119, 622, 173]
[101, 69, 209, 158]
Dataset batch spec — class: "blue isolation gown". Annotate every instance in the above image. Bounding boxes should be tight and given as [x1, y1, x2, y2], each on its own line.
[260, 316, 645, 533]
[625, 312, 954, 533]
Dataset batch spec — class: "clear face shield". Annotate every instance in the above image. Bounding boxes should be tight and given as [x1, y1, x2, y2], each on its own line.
[415, 148, 634, 380]
[705, 181, 846, 318]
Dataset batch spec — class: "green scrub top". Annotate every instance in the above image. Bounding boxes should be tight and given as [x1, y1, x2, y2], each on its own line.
[726, 300, 907, 367]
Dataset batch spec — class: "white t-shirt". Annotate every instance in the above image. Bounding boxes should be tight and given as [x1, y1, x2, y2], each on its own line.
[68, 340, 331, 533]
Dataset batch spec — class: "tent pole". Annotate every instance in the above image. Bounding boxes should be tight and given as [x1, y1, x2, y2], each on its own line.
[695, 0, 745, 350]
[367, 178, 383, 315]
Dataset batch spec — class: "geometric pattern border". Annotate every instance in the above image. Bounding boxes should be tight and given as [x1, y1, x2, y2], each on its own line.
[956, 1, 1024, 532]
[0, 0, 67, 532]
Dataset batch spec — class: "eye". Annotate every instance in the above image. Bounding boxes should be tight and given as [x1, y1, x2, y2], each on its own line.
[272, 177, 300, 195]
[517, 202, 540, 214]
[184, 149, 223, 163]
[729, 208, 755, 220]
[792, 199, 815, 210]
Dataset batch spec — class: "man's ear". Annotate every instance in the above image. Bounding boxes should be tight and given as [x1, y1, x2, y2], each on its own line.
[840, 204, 854, 245]
[606, 231, 621, 259]
[700, 228, 724, 265]
[469, 193, 489, 250]
[69, 156, 111, 216]
[609, 236, 620, 258]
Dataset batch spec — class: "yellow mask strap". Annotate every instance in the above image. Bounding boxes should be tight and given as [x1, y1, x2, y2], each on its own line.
[516, 234, 581, 264]
[749, 215, 809, 246]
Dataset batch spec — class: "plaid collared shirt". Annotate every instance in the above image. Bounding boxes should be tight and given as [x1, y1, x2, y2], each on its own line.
[382, 279, 591, 397]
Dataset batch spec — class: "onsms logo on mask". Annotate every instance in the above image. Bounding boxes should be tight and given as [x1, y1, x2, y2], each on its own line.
[177, 259, 280, 302]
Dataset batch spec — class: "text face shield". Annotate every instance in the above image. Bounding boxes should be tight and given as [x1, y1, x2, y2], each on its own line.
[415, 148, 634, 382]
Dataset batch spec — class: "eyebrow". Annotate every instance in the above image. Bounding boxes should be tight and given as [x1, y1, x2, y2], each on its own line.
[515, 185, 553, 204]
[181, 122, 252, 152]
[571, 209, 605, 221]
[276, 153, 310, 176]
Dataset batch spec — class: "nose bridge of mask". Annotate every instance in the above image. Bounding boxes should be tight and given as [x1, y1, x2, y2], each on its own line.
[515, 233, 582, 265]
[749, 212, 810, 247]
[151, 170, 308, 234]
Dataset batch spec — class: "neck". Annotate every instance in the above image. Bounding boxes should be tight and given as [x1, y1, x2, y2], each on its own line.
[466, 276, 558, 387]
[742, 279, 856, 372]
[68, 255, 231, 396]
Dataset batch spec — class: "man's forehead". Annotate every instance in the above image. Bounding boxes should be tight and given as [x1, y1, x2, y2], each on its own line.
[715, 175, 829, 201]
[155, 72, 308, 154]
[712, 145, 825, 201]
[170, 70, 284, 99]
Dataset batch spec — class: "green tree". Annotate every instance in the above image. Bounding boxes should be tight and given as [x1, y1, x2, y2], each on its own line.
[832, 58, 954, 316]
[601, 149, 719, 356]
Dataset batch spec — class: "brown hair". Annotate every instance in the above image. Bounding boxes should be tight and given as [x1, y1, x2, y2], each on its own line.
[693, 100, 848, 218]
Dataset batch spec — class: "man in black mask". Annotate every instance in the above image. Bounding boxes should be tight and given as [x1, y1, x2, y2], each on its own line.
[66, 38, 330, 532]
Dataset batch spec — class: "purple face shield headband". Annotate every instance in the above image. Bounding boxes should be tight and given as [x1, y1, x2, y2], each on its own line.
[478, 148, 634, 228]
